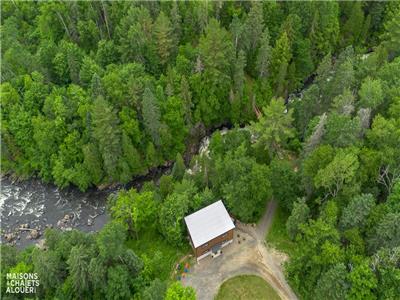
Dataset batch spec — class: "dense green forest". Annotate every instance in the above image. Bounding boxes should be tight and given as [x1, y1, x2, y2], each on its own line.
[3, 0, 397, 191]
[1, 1, 400, 299]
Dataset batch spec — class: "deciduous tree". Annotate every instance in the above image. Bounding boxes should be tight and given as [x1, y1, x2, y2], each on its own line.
[110, 189, 156, 239]
[286, 198, 310, 240]
[165, 282, 196, 300]
[314, 149, 359, 198]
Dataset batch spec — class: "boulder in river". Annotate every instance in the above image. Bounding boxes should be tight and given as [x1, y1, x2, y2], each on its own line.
[27, 229, 40, 240]
[57, 214, 74, 228]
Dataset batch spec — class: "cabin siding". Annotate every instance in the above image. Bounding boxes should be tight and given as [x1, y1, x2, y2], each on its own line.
[194, 229, 234, 257]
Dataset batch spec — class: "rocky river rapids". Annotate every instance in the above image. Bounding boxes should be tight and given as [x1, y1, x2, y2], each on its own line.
[0, 177, 111, 248]
[0, 129, 216, 249]
[0, 163, 177, 249]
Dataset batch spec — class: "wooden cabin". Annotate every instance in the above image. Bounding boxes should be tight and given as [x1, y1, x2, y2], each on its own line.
[184, 200, 235, 262]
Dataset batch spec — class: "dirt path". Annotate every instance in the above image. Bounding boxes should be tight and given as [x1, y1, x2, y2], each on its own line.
[183, 200, 297, 300]
[257, 200, 278, 239]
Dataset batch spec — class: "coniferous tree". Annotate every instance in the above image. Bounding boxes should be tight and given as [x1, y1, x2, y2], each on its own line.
[154, 11, 174, 67]
[341, 2, 366, 48]
[142, 87, 161, 147]
[230, 15, 243, 54]
[116, 6, 153, 65]
[243, 2, 264, 75]
[256, 28, 272, 79]
[358, 77, 384, 110]
[91, 97, 121, 180]
[170, 1, 182, 46]
[251, 98, 295, 157]
[233, 50, 246, 98]
[381, 8, 400, 59]
[180, 75, 193, 126]
[172, 153, 185, 181]
[194, 18, 234, 125]
[309, 1, 339, 59]
[90, 73, 104, 99]
[67, 245, 92, 296]
[82, 143, 103, 184]
[243, 2, 264, 52]
[121, 132, 145, 176]
[270, 32, 292, 97]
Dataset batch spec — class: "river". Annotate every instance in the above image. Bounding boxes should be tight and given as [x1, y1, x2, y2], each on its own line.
[0, 129, 215, 249]
[0, 161, 182, 249]
[1, 177, 111, 248]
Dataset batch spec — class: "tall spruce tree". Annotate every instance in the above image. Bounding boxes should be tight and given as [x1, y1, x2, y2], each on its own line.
[142, 87, 161, 147]
[256, 28, 272, 79]
[154, 11, 174, 67]
[91, 96, 121, 181]
[233, 50, 246, 98]
[270, 31, 292, 97]
[180, 75, 193, 126]
[243, 2, 264, 75]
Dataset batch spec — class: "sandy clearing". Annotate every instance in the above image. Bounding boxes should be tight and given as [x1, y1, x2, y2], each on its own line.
[183, 200, 297, 300]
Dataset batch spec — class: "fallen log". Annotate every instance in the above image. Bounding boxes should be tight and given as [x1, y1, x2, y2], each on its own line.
[18, 228, 35, 231]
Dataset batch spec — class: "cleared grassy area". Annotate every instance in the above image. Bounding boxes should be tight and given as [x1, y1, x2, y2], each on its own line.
[215, 275, 281, 300]
[265, 205, 295, 257]
[126, 229, 189, 281]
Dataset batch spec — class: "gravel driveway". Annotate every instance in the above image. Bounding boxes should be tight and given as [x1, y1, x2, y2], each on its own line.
[182, 201, 298, 300]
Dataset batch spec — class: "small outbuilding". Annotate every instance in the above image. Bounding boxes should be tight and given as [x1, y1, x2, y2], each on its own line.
[184, 200, 235, 262]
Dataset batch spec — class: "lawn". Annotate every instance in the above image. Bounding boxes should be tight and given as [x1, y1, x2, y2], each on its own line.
[215, 275, 281, 300]
[126, 229, 190, 281]
[265, 205, 296, 257]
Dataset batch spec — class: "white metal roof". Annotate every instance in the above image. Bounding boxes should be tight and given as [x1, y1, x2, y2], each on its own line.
[184, 200, 235, 248]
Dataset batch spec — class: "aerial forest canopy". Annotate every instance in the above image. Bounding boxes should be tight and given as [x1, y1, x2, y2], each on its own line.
[1, 1, 400, 299]
[1, 1, 398, 191]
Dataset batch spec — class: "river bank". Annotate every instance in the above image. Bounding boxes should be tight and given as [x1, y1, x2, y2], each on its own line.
[0, 162, 179, 249]
[0, 123, 226, 249]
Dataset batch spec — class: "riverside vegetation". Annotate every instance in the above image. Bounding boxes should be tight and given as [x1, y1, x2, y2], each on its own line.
[1, 1, 400, 299]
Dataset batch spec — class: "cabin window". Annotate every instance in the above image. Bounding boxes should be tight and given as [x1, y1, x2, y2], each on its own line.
[202, 243, 209, 248]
